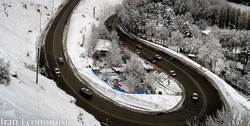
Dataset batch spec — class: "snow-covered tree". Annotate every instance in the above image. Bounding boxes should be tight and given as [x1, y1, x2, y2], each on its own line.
[0, 58, 10, 86]
[144, 74, 157, 94]
[106, 41, 123, 67]
[187, 107, 250, 126]
[169, 31, 183, 47]
[87, 24, 98, 57]
[97, 23, 110, 39]
[197, 35, 224, 68]
[122, 48, 133, 63]
[110, 30, 119, 41]
[122, 54, 146, 91]
[205, 107, 250, 126]
[124, 55, 145, 78]
[181, 38, 202, 54]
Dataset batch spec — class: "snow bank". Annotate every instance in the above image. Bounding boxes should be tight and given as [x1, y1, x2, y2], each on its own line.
[66, 0, 182, 112]
[0, 0, 100, 125]
[118, 24, 250, 114]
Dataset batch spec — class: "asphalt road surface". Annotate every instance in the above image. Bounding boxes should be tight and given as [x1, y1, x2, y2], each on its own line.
[43, 1, 223, 126]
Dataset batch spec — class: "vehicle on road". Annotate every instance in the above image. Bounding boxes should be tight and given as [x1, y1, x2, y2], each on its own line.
[58, 57, 64, 64]
[54, 68, 60, 75]
[81, 87, 93, 97]
[136, 44, 142, 49]
[187, 53, 197, 59]
[119, 41, 123, 45]
[170, 55, 177, 60]
[169, 70, 176, 77]
[135, 49, 140, 54]
[154, 54, 162, 60]
[192, 92, 198, 102]
[149, 58, 157, 63]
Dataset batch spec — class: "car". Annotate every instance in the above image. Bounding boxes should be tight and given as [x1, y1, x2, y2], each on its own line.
[54, 68, 60, 75]
[58, 57, 64, 64]
[169, 70, 176, 77]
[154, 54, 162, 60]
[170, 55, 177, 60]
[187, 53, 197, 59]
[136, 44, 142, 49]
[135, 49, 140, 54]
[81, 88, 93, 97]
[192, 92, 198, 102]
[119, 41, 123, 45]
[149, 58, 156, 63]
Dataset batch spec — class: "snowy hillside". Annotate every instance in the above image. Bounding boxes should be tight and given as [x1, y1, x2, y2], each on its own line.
[0, 0, 100, 125]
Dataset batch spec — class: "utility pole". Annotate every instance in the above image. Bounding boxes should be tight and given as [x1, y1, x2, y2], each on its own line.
[36, 47, 40, 83]
[39, 8, 42, 33]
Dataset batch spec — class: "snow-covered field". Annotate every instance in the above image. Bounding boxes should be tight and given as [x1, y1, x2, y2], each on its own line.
[118, 24, 250, 115]
[66, 0, 183, 112]
[0, 0, 100, 125]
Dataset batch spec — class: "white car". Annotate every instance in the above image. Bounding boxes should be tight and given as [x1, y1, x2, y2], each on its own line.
[135, 49, 140, 54]
[54, 68, 60, 75]
[192, 92, 198, 102]
[154, 54, 162, 60]
[169, 70, 176, 77]
[81, 88, 93, 97]
[119, 41, 123, 45]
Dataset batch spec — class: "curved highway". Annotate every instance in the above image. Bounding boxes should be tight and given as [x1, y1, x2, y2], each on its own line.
[43, 0, 223, 126]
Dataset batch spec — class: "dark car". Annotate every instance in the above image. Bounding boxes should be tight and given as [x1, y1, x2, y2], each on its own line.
[54, 68, 60, 75]
[170, 55, 177, 60]
[136, 44, 142, 49]
[149, 58, 157, 63]
[192, 92, 198, 102]
[81, 88, 93, 97]
[58, 57, 64, 64]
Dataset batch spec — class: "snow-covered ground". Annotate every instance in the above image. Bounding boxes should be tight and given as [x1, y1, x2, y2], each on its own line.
[0, 0, 100, 125]
[66, 0, 183, 112]
[118, 24, 250, 115]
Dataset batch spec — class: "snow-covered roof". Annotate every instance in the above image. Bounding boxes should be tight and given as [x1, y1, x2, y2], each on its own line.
[95, 39, 111, 51]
